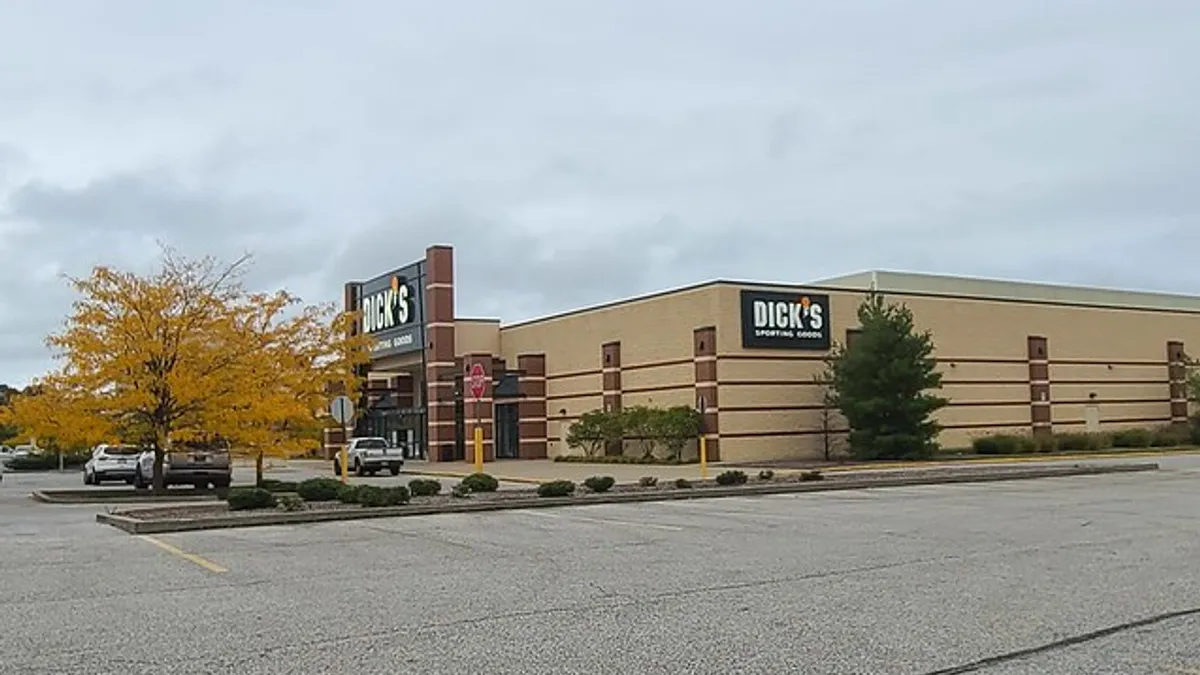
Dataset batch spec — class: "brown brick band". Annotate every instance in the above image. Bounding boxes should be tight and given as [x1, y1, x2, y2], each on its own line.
[518, 354, 547, 458]
[1028, 335, 1051, 438]
[424, 245, 457, 462]
[1167, 341, 1188, 425]
[694, 326, 719, 461]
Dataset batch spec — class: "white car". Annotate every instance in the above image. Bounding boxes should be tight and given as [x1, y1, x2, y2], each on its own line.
[333, 437, 405, 477]
[1, 444, 34, 465]
[83, 444, 144, 485]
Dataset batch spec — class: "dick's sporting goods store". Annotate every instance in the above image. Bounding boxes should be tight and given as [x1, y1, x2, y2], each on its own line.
[326, 245, 1200, 464]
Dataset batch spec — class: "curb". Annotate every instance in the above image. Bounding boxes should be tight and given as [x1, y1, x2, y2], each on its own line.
[32, 489, 223, 505]
[732, 447, 1200, 475]
[399, 469, 544, 485]
[96, 462, 1158, 535]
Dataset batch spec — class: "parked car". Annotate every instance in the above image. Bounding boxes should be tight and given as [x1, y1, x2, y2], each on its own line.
[83, 444, 144, 485]
[333, 437, 404, 477]
[2, 444, 33, 461]
[133, 442, 232, 489]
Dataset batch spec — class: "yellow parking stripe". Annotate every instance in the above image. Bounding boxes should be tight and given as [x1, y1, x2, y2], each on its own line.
[139, 535, 228, 573]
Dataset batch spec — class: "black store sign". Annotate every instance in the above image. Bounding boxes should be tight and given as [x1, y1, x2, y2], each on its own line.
[740, 289, 831, 350]
[355, 260, 426, 358]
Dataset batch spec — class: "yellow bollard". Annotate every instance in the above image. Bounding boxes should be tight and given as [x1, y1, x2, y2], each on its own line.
[699, 435, 708, 480]
[340, 446, 349, 484]
[473, 426, 484, 473]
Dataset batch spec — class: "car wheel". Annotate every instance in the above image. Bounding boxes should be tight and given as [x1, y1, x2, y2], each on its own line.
[83, 471, 92, 485]
[332, 460, 341, 475]
[354, 459, 365, 477]
[133, 469, 147, 490]
[212, 476, 231, 489]
[389, 466, 400, 476]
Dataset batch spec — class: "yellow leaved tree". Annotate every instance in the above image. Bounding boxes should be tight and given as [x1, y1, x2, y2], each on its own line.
[37, 247, 371, 490]
[0, 379, 114, 452]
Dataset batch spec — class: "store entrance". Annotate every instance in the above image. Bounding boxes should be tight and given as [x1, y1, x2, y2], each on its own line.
[495, 403, 519, 459]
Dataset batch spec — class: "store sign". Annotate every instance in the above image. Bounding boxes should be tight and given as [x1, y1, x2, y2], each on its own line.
[355, 260, 426, 357]
[740, 289, 830, 350]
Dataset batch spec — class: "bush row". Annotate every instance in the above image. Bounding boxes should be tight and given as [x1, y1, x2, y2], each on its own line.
[553, 455, 696, 465]
[565, 405, 703, 461]
[230, 467, 825, 511]
[971, 424, 1197, 456]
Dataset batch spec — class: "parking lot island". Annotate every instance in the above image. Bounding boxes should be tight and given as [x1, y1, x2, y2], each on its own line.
[96, 461, 1158, 534]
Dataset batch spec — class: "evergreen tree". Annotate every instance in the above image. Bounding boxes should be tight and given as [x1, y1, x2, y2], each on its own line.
[824, 291, 947, 460]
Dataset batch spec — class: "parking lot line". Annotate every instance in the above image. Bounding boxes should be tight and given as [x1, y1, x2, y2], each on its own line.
[138, 535, 228, 574]
[518, 509, 684, 532]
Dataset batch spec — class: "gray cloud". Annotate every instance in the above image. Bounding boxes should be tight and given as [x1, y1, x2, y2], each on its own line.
[2, 0, 1199, 384]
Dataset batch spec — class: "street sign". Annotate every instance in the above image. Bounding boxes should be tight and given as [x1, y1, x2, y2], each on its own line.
[467, 363, 487, 400]
[329, 395, 355, 425]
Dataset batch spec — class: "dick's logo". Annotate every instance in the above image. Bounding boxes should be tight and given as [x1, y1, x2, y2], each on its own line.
[362, 276, 412, 334]
[740, 290, 831, 350]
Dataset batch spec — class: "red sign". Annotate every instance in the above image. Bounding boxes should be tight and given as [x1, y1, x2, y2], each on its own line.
[467, 363, 487, 399]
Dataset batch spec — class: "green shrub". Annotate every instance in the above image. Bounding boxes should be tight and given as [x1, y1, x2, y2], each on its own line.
[715, 470, 748, 486]
[1150, 425, 1190, 447]
[276, 494, 305, 511]
[460, 473, 499, 493]
[296, 477, 343, 501]
[799, 470, 824, 482]
[227, 487, 277, 511]
[451, 483, 472, 498]
[537, 480, 576, 498]
[638, 476, 658, 487]
[355, 485, 410, 507]
[583, 475, 615, 493]
[408, 478, 442, 497]
[758, 470, 775, 481]
[564, 405, 703, 461]
[1111, 428, 1153, 448]
[1034, 434, 1059, 453]
[553, 455, 693, 465]
[384, 486, 410, 506]
[673, 478, 693, 489]
[971, 434, 1036, 455]
[336, 483, 362, 504]
[259, 479, 300, 493]
[1054, 432, 1106, 452]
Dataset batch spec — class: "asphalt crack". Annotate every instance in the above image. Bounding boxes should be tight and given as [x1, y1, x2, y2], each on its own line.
[920, 606, 1200, 674]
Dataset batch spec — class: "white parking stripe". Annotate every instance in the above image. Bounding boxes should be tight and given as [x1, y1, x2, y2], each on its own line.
[517, 509, 684, 532]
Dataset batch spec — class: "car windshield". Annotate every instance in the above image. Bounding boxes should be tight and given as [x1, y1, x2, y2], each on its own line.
[105, 446, 143, 455]
[358, 439, 387, 449]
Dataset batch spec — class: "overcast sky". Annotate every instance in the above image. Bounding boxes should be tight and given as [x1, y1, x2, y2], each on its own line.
[1, 1, 1198, 385]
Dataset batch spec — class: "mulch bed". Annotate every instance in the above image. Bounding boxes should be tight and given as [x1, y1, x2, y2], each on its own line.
[110, 464, 1092, 522]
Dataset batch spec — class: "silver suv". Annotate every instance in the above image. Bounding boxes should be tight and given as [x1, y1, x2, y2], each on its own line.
[333, 437, 404, 477]
[133, 441, 232, 489]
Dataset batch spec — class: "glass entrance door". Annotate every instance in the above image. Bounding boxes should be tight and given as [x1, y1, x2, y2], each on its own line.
[495, 403, 519, 459]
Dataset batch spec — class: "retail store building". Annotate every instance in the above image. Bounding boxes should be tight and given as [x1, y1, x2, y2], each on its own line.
[325, 245, 1199, 464]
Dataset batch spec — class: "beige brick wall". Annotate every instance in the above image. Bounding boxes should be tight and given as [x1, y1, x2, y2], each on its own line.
[492, 281, 1200, 463]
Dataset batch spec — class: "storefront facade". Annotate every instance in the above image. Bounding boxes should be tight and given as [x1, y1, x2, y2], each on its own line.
[326, 246, 1200, 463]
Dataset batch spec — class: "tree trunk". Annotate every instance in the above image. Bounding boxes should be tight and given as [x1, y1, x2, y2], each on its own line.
[152, 427, 168, 493]
[255, 451, 264, 486]
[152, 448, 166, 493]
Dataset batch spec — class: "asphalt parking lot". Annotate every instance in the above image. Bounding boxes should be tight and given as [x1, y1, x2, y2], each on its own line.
[2, 456, 1199, 674]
